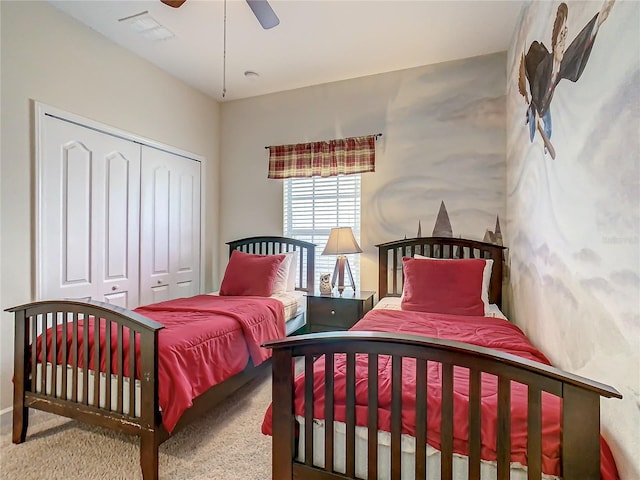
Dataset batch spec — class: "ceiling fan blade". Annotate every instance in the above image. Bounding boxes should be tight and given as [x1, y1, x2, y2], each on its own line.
[161, 0, 187, 8]
[246, 0, 280, 29]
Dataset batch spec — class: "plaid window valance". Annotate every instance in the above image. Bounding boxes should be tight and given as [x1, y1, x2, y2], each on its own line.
[267, 135, 377, 179]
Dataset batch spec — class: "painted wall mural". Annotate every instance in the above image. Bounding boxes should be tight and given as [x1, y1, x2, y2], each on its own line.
[506, 1, 639, 477]
[410, 200, 503, 248]
[518, 1, 616, 159]
[365, 53, 506, 250]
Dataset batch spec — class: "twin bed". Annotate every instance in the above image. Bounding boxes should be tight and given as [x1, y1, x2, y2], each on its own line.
[7, 236, 314, 480]
[262, 236, 622, 480]
[8, 235, 622, 479]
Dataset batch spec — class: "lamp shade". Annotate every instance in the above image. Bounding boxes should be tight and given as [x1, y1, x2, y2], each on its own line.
[322, 227, 363, 255]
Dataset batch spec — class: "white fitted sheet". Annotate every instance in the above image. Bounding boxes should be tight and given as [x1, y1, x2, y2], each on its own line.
[373, 296, 508, 320]
[295, 417, 557, 480]
[208, 289, 306, 321]
[35, 363, 141, 417]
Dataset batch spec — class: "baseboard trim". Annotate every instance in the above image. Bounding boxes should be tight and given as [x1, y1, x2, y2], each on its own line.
[0, 406, 12, 431]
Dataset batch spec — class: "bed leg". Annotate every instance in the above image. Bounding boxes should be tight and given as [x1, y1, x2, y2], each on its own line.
[12, 404, 29, 444]
[12, 309, 29, 444]
[140, 431, 159, 480]
[272, 350, 295, 479]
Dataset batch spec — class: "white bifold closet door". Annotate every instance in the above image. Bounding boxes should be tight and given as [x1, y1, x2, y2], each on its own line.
[139, 146, 201, 306]
[38, 110, 202, 310]
[39, 114, 141, 309]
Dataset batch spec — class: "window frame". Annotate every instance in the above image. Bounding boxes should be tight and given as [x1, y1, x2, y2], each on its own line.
[283, 174, 362, 285]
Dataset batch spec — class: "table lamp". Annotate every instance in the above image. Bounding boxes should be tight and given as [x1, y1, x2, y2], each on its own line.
[322, 227, 362, 296]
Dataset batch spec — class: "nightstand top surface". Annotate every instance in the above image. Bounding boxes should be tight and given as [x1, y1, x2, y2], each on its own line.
[308, 290, 375, 301]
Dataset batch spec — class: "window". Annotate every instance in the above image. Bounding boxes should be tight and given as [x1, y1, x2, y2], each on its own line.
[284, 175, 361, 283]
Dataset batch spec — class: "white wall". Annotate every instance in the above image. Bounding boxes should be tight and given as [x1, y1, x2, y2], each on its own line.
[506, 1, 640, 477]
[0, 1, 220, 417]
[0, 4, 3, 417]
[220, 53, 507, 292]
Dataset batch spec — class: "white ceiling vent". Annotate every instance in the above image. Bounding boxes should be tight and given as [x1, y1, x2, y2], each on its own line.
[118, 11, 175, 41]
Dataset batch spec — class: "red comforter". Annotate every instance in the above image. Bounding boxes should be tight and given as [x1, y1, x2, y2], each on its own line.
[38, 295, 285, 433]
[262, 309, 619, 479]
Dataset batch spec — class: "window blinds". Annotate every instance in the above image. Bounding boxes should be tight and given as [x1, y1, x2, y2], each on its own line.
[284, 174, 361, 283]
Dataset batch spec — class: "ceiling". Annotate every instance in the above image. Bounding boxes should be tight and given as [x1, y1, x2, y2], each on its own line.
[50, 0, 526, 102]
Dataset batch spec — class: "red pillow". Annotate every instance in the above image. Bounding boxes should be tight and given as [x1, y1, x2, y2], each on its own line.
[400, 256, 486, 316]
[220, 250, 286, 296]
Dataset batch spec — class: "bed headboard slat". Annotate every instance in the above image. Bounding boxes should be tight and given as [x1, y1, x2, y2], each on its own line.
[227, 236, 316, 293]
[376, 237, 506, 307]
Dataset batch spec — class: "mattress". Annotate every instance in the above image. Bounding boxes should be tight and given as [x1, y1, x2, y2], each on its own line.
[295, 417, 558, 480]
[209, 289, 305, 321]
[35, 362, 141, 417]
[374, 296, 508, 319]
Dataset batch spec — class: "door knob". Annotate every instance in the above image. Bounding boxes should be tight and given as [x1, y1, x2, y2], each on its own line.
[111, 285, 119, 291]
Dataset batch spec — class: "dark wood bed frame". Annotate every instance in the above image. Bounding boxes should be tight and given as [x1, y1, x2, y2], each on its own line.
[228, 236, 316, 335]
[264, 236, 622, 480]
[7, 235, 315, 480]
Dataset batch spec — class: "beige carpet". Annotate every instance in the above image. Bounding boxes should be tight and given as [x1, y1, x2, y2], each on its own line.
[0, 372, 274, 480]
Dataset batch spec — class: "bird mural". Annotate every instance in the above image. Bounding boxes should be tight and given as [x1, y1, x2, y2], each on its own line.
[518, 0, 615, 159]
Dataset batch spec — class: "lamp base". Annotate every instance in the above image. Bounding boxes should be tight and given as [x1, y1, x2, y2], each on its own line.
[331, 255, 356, 296]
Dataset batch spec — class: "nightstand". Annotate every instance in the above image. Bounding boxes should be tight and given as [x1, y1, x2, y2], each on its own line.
[306, 291, 375, 333]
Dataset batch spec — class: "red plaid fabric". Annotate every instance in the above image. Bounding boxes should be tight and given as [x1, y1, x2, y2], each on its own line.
[267, 135, 376, 179]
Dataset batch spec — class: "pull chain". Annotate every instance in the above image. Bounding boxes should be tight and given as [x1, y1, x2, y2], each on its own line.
[222, 0, 227, 98]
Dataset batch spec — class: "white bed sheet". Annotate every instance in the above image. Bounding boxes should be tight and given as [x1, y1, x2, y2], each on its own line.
[208, 289, 306, 321]
[373, 296, 507, 320]
[36, 363, 141, 417]
[296, 417, 556, 480]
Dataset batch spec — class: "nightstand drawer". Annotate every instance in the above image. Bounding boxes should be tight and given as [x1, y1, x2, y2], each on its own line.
[309, 299, 360, 328]
[306, 291, 375, 333]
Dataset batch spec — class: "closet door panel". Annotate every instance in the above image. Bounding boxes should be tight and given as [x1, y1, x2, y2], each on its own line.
[62, 142, 93, 290]
[102, 151, 140, 308]
[151, 166, 171, 277]
[140, 164, 171, 304]
[140, 147, 201, 306]
[39, 109, 201, 311]
[175, 281, 195, 298]
[105, 154, 131, 279]
[41, 118, 100, 302]
[149, 285, 171, 305]
[103, 291, 129, 309]
[39, 115, 140, 308]
[173, 163, 200, 297]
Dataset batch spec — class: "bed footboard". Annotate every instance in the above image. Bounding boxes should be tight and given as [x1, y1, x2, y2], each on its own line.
[7, 300, 164, 479]
[264, 332, 622, 480]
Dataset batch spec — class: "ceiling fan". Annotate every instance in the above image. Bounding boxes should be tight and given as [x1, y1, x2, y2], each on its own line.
[160, 0, 280, 29]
